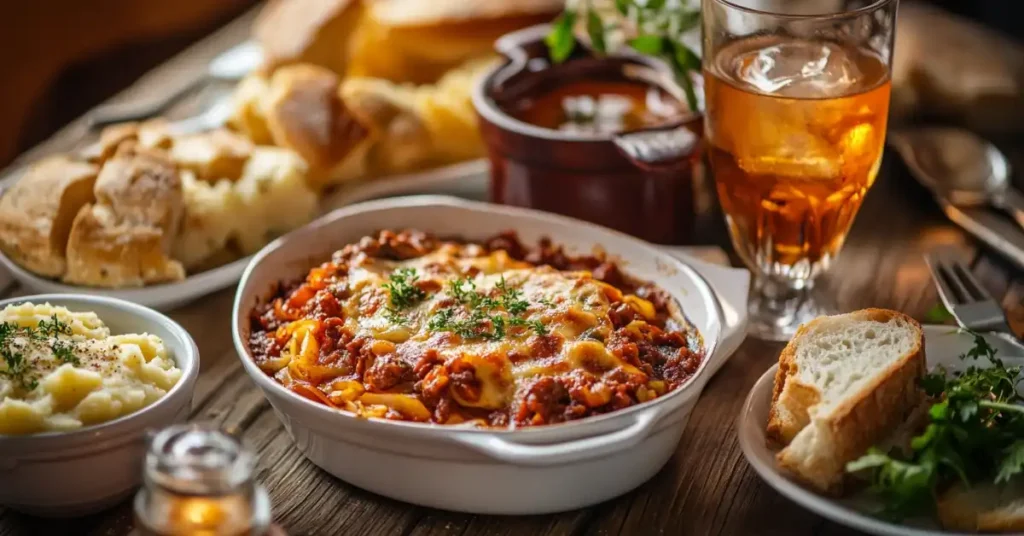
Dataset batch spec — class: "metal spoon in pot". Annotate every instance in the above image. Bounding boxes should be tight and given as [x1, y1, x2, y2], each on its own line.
[889, 127, 1024, 230]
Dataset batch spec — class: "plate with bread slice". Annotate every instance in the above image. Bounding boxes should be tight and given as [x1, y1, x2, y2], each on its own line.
[739, 309, 1024, 535]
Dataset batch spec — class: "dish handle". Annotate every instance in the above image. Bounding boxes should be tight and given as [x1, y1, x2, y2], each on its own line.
[664, 250, 749, 377]
[451, 407, 665, 466]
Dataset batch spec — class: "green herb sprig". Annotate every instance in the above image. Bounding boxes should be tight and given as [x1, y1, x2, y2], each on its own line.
[846, 329, 1024, 519]
[0, 322, 36, 390]
[546, 0, 702, 111]
[428, 276, 548, 340]
[36, 314, 72, 339]
[382, 268, 428, 324]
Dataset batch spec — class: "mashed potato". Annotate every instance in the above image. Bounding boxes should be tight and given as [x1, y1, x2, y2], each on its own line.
[0, 302, 182, 435]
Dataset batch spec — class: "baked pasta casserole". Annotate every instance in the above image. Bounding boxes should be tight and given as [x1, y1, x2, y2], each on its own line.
[248, 230, 704, 428]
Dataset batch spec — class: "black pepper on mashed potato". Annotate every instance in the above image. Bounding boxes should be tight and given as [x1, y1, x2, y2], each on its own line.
[0, 302, 182, 435]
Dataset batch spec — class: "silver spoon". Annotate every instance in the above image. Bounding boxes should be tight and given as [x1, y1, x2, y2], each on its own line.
[889, 127, 1024, 230]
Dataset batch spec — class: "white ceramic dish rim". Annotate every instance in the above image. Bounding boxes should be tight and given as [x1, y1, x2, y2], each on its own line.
[231, 195, 725, 442]
[737, 326, 1024, 536]
[0, 293, 199, 450]
[0, 159, 488, 309]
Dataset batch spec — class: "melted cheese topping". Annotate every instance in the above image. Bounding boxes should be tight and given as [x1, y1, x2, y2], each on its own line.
[337, 253, 626, 399]
[260, 245, 692, 426]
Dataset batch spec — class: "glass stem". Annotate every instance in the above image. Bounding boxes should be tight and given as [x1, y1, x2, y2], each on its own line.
[748, 276, 814, 337]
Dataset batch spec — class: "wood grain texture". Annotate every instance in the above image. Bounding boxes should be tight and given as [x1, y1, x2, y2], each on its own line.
[0, 5, 1022, 536]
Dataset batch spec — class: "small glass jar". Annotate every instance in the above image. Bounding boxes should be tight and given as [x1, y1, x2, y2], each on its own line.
[133, 425, 272, 536]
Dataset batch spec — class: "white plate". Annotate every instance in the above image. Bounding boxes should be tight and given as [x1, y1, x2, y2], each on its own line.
[0, 160, 489, 310]
[738, 326, 1024, 536]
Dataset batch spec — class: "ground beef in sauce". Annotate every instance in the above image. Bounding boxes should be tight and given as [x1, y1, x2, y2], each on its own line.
[247, 230, 704, 429]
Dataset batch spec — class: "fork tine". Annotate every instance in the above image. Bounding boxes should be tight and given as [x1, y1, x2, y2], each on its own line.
[925, 254, 964, 308]
[949, 261, 992, 302]
[940, 261, 975, 304]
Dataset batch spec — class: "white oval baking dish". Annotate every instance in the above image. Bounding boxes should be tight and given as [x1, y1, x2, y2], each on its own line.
[232, 196, 746, 514]
[0, 294, 199, 517]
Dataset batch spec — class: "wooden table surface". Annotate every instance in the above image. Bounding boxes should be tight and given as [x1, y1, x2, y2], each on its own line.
[1, 6, 1022, 536]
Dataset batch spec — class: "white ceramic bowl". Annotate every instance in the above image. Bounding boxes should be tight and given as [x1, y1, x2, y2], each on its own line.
[232, 196, 746, 514]
[0, 294, 200, 517]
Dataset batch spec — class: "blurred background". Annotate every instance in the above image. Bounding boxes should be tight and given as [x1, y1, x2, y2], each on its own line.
[0, 1, 258, 166]
[0, 0, 1020, 168]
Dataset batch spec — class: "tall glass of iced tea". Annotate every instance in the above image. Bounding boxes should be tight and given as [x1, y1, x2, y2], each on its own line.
[702, 0, 897, 340]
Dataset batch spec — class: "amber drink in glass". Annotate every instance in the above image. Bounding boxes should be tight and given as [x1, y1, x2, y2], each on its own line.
[702, 0, 897, 340]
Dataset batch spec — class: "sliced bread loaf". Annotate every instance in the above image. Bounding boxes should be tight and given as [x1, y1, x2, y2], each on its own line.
[768, 308, 926, 493]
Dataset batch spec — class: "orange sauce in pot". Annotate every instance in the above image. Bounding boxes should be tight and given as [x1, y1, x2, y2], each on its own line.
[506, 80, 684, 135]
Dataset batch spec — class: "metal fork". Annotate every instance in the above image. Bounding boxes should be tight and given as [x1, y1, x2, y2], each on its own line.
[924, 248, 1015, 337]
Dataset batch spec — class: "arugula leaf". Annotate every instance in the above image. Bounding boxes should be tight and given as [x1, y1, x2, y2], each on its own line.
[846, 448, 893, 473]
[960, 329, 998, 362]
[996, 440, 1024, 484]
[848, 332, 1024, 519]
[546, 10, 578, 63]
[847, 447, 936, 516]
[614, 0, 631, 15]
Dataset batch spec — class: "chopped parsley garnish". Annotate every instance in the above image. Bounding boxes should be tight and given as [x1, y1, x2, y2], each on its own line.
[0, 315, 82, 390]
[846, 329, 1024, 519]
[383, 268, 427, 309]
[51, 340, 80, 366]
[0, 321, 38, 390]
[495, 277, 529, 315]
[36, 314, 72, 339]
[382, 268, 428, 324]
[428, 276, 548, 340]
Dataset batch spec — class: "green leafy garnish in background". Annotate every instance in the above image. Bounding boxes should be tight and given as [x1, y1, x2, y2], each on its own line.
[545, 10, 578, 63]
[846, 329, 1024, 519]
[923, 302, 955, 323]
[545, 0, 702, 112]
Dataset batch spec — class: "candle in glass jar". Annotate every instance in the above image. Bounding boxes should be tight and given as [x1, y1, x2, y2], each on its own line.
[133, 425, 272, 536]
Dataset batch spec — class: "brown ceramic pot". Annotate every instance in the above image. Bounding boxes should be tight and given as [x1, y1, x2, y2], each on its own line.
[473, 25, 704, 245]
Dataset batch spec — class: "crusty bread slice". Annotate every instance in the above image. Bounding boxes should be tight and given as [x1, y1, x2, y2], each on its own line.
[937, 479, 1024, 532]
[768, 309, 926, 493]
[0, 156, 98, 277]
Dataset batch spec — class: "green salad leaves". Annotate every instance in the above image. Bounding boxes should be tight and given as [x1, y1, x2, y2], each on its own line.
[846, 330, 1024, 519]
